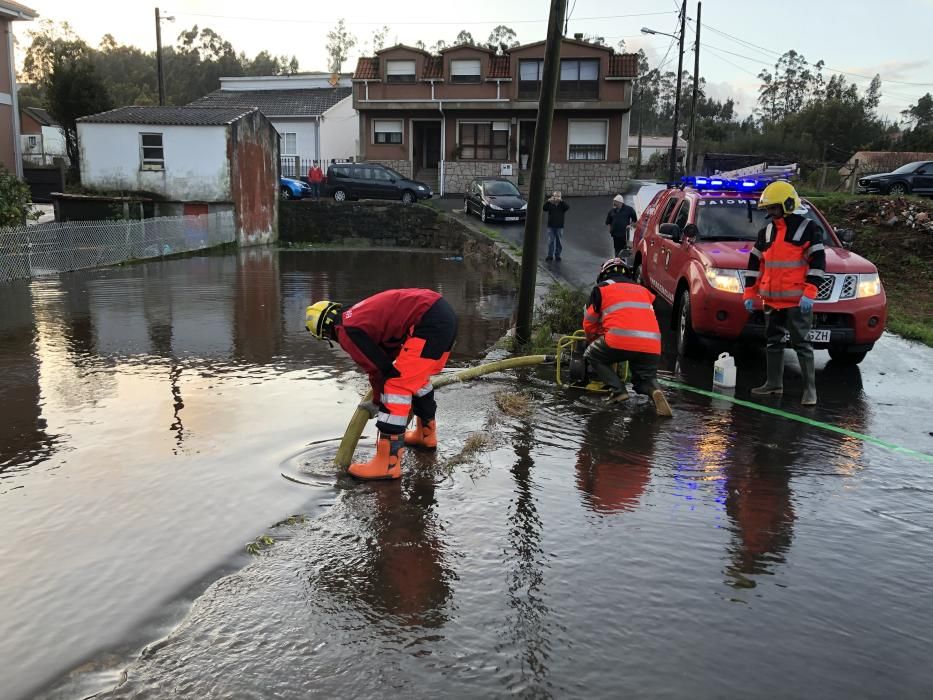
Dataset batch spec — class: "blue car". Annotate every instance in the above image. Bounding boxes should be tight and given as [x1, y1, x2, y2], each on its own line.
[280, 176, 312, 200]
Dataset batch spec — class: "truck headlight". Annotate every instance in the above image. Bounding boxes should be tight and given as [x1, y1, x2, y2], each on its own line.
[705, 268, 743, 293]
[857, 273, 882, 298]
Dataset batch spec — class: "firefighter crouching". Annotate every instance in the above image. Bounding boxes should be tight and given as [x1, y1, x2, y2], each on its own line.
[583, 258, 673, 417]
[742, 181, 825, 406]
[306, 289, 458, 480]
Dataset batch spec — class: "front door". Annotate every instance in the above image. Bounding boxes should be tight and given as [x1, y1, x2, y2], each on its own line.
[519, 121, 536, 170]
[423, 124, 441, 169]
[914, 163, 933, 194]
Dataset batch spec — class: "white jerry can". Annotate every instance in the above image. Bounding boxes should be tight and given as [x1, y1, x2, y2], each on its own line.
[713, 352, 737, 388]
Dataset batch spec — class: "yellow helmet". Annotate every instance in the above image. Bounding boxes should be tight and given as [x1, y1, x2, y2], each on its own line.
[305, 300, 342, 339]
[758, 180, 800, 214]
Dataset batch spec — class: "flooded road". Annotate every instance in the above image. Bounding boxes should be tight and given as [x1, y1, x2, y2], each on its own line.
[3, 247, 933, 699]
[0, 249, 515, 700]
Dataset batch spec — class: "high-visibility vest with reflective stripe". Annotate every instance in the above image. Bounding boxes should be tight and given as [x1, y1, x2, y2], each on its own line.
[759, 218, 817, 308]
[590, 280, 662, 355]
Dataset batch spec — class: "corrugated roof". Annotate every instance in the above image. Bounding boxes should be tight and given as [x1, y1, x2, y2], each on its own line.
[354, 57, 380, 80]
[423, 56, 443, 80]
[78, 106, 258, 126]
[189, 87, 351, 117]
[609, 54, 638, 78]
[488, 55, 511, 79]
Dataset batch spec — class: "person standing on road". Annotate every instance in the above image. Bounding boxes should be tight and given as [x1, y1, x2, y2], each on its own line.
[605, 194, 638, 257]
[543, 191, 569, 262]
[582, 257, 673, 417]
[308, 160, 324, 200]
[742, 181, 826, 406]
[305, 289, 458, 480]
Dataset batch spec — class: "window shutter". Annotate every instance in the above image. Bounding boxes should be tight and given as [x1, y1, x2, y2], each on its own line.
[386, 60, 416, 76]
[492, 121, 510, 131]
[568, 121, 607, 145]
[451, 59, 481, 76]
[374, 120, 403, 134]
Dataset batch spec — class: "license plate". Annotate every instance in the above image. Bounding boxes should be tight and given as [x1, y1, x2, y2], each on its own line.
[505, 216, 520, 221]
[808, 329, 831, 343]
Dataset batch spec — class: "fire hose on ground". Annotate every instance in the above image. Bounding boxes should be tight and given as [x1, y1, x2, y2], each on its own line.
[334, 354, 553, 469]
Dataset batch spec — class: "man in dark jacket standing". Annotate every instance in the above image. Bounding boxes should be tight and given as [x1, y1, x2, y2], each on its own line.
[605, 194, 638, 256]
[543, 191, 569, 261]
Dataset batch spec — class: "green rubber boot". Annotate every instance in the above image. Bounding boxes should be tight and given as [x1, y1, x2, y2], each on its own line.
[751, 350, 785, 396]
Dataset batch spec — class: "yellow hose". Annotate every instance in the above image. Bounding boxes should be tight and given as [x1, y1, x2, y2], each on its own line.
[333, 354, 551, 468]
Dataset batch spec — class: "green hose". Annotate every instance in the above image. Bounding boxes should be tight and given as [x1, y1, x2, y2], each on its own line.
[333, 354, 552, 468]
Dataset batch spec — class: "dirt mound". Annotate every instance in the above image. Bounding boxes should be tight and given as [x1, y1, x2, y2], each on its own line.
[834, 197, 933, 234]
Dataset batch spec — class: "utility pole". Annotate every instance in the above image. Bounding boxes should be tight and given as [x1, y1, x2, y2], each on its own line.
[155, 7, 166, 106]
[669, 1, 686, 181]
[686, 1, 701, 175]
[515, 0, 567, 346]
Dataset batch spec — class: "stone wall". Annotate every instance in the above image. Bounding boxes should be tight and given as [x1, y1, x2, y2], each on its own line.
[443, 161, 519, 195]
[278, 200, 520, 273]
[371, 159, 412, 179]
[542, 161, 631, 197]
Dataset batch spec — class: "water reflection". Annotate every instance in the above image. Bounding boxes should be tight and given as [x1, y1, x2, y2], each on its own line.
[500, 415, 551, 695]
[575, 409, 659, 515]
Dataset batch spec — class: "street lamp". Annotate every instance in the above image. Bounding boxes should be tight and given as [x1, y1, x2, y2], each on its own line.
[642, 6, 686, 181]
[155, 8, 175, 106]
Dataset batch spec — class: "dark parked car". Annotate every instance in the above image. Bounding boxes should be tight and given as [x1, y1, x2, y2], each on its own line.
[463, 178, 527, 223]
[325, 162, 433, 204]
[858, 160, 933, 196]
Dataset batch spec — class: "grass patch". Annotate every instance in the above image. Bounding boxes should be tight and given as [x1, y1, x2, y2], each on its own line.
[245, 534, 275, 555]
[494, 390, 533, 417]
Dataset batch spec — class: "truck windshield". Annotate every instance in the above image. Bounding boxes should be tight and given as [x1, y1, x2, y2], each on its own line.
[695, 198, 831, 244]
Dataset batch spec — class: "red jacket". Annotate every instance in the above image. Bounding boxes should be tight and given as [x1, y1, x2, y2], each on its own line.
[583, 277, 662, 355]
[335, 288, 440, 396]
[308, 166, 324, 183]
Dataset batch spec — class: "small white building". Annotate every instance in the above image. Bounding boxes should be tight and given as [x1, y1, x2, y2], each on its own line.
[19, 106, 67, 163]
[628, 134, 688, 165]
[190, 74, 355, 177]
[77, 105, 280, 245]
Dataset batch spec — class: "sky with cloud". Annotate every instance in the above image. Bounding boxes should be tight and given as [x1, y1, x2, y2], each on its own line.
[13, 0, 933, 121]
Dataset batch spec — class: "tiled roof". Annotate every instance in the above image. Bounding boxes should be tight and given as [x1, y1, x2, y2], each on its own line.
[609, 54, 638, 78]
[354, 57, 380, 80]
[423, 56, 443, 80]
[488, 55, 511, 79]
[375, 43, 430, 55]
[78, 106, 258, 126]
[189, 87, 352, 116]
[22, 106, 57, 126]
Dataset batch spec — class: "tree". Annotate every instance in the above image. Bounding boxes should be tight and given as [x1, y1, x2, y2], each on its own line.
[429, 40, 447, 55]
[369, 25, 390, 54]
[0, 166, 38, 227]
[455, 30, 475, 46]
[325, 19, 357, 74]
[46, 52, 113, 168]
[486, 25, 518, 52]
[902, 93, 933, 128]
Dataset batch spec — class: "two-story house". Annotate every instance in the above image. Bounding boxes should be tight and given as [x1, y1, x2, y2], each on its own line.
[1, 0, 37, 178]
[352, 36, 637, 196]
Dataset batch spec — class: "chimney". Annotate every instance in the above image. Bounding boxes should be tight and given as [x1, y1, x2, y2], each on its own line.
[573, 32, 584, 40]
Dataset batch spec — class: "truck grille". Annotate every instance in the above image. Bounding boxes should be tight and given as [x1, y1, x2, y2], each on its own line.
[816, 275, 835, 301]
[840, 274, 858, 299]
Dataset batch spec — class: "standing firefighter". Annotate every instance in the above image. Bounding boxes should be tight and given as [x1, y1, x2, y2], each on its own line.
[306, 289, 458, 480]
[742, 181, 825, 406]
[583, 258, 673, 417]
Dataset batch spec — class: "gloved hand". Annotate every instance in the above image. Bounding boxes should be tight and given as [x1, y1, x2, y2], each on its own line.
[799, 296, 814, 313]
[358, 400, 379, 419]
[744, 298, 754, 313]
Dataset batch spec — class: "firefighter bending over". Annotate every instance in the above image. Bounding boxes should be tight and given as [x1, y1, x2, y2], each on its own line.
[306, 289, 458, 480]
[583, 258, 673, 417]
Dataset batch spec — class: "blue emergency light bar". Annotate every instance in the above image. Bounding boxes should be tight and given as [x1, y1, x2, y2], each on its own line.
[681, 176, 772, 192]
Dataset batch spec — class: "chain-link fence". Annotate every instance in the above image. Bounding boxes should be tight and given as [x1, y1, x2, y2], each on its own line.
[0, 212, 236, 282]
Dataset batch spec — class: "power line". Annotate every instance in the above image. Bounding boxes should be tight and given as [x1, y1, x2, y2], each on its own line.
[703, 46, 761, 79]
[165, 9, 676, 27]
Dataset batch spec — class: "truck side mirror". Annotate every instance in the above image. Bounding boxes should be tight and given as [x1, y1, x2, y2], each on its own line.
[837, 228, 856, 249]
[659, 223, 681, 242]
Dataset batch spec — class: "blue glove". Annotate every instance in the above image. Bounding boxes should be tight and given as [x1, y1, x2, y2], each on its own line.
[799, 296, 814, 313]
[744, 299, 754, 313]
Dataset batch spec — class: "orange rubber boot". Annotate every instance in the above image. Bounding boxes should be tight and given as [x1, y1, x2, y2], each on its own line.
[348, 433, 403, 480]
[404, 418, 437, 449]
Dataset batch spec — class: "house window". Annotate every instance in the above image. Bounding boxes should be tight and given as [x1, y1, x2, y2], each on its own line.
[450, 59, 482, 83]
[27, 135, 39, 148]
[568, 120, 608, 161]
[373, 119, 403, 144]
[281, 132, 297, 155]
[386, 60, 416, 83]
[140, 133, 164, 170]
[559, 59, 599, 100]
[519, 59, 543, 99]
[458, 121, 508, 160]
